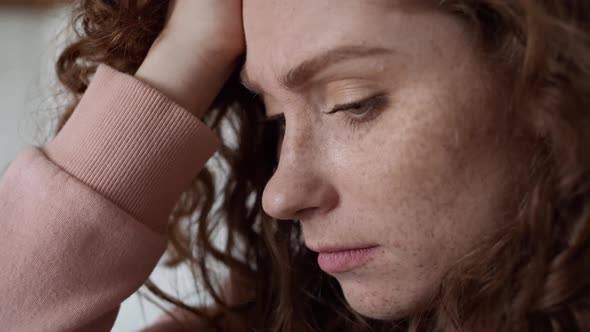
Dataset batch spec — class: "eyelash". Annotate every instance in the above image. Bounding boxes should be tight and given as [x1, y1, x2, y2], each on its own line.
[257, 93, 388, 134]
[327, 93, 389, 131]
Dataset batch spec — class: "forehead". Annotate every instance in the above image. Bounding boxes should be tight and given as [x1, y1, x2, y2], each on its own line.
[242, 0, 436, 90]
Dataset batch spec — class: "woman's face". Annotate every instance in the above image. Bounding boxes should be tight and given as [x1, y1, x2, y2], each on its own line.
[243, 0, 523, 320]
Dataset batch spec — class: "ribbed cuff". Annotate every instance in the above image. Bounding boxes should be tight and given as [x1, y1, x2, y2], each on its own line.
[43, 64, 221, 233]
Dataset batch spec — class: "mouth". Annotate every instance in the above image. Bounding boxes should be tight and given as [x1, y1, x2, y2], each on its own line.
[307, 244, 381, 274]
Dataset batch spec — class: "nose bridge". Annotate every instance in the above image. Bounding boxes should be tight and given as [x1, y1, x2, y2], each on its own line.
[279, 114, 317, 165]
[270, 94, 318, 161]
[273, 114, 322, 192]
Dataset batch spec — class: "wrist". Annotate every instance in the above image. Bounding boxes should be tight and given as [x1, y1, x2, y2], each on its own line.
[135, 37, 240, 119]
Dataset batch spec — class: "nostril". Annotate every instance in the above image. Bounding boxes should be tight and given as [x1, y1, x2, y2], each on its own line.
[294, 207, 317, 221]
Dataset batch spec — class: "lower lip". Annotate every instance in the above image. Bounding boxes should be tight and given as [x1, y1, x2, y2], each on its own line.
[317, 246, 380, 273]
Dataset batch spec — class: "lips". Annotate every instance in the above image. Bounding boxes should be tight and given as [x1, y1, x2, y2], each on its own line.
[307, 244, 380, 273]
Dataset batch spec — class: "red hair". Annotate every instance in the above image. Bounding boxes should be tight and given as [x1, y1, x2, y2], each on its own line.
[47, 1, 590, 330]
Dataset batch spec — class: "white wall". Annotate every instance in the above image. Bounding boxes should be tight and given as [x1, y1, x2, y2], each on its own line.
[0, 6, 202, 331]
[0, 6, 52, 168]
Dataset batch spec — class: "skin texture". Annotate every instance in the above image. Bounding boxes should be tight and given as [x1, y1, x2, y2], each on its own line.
[243, 0, 525, 320]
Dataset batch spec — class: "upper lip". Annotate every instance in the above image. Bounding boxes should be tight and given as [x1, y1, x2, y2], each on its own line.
[306, 243, 379, 253]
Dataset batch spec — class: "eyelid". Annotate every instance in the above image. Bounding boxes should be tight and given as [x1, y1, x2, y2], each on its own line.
[326, 93, 386, 113]
[257, 88, 385, 122]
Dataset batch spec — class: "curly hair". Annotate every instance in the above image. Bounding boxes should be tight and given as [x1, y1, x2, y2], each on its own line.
[46, 0, 590, 331]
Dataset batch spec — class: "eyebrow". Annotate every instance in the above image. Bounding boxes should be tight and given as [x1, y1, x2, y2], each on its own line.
[240, 45, 395, 94]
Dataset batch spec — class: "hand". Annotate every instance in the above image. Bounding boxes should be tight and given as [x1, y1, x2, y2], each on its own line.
[135, 0, 245, 118]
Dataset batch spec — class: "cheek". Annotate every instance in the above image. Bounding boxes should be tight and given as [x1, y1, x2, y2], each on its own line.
[332, 86, 507, 270]
[333, 92, 469, 222]
[358, 128, 467, 255]
[328, 96, 511, 319]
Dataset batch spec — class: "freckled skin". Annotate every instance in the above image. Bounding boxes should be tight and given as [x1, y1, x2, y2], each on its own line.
[244, 0, 527, 320]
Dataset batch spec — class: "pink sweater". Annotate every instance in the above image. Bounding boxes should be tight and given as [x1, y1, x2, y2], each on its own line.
[0, 64, 222, 331]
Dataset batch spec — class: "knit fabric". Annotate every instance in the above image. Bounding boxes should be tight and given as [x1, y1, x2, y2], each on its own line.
[0, 64, 220, 331]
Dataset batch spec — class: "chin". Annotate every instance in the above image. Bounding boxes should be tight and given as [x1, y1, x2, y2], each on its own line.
[337, 277, 429, 321]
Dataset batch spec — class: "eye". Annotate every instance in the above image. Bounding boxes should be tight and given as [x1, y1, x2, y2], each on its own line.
[327, 93, 389, 131]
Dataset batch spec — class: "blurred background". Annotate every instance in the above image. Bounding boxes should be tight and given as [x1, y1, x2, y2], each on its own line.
[0, 2, 203, 330]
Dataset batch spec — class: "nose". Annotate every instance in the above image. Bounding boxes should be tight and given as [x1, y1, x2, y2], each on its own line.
[261, 122, 338, 221]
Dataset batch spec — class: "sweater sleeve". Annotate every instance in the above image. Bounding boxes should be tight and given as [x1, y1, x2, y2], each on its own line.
[0, 64, 221, 331]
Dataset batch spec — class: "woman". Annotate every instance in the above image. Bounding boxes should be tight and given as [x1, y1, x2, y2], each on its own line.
[0, 0, 588, 331]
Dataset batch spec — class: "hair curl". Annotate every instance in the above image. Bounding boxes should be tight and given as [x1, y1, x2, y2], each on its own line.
[47, 0, 590, 331]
